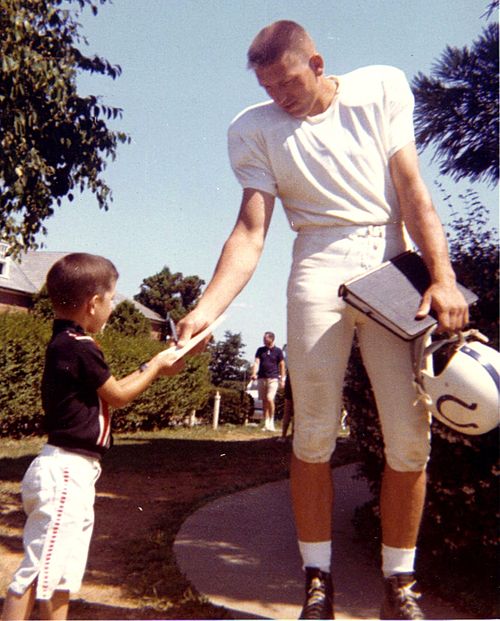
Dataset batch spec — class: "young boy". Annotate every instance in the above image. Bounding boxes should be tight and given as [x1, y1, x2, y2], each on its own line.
[1, 253, 184, 621]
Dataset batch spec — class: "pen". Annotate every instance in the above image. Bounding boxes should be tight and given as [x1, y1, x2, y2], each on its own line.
[167, 313, 178, 344]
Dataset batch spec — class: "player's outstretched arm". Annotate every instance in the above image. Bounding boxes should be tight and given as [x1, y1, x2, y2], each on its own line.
[177, 188, 275, 345]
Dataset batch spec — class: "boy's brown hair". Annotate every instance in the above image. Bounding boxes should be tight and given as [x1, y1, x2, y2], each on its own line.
[46, 253, 119, 312]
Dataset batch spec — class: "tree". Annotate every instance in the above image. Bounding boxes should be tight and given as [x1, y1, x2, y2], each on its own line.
[0, 0, 129, 256]
[134, 267, 204, 322]
[208, 330, 249, 388]
[31, 284, 53, 321]
[412, 21, 498, 185]
[105, 300, 151, 338]
[484, 0, 499, 19]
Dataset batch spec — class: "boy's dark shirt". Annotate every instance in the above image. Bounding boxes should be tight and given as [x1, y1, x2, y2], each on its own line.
[255, 345, 284, 379]
[42, 319, 112, 459]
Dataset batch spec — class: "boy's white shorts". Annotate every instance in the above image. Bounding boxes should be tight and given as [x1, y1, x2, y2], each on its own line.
[8, 444, 101, 600]
[287, 224, 431, 471]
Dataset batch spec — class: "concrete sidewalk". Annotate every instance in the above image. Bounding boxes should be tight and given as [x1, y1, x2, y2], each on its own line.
[174, 463, 471, 620]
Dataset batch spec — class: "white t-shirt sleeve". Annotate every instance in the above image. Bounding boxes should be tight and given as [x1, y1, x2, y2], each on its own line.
[384, 68, 415, 158]
[228, 116, 278, 196]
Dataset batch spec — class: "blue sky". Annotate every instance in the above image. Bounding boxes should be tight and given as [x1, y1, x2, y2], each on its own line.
[39, 0, 497, 361]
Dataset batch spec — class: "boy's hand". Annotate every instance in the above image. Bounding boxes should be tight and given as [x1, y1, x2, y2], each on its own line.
[154, 353, 185, 376]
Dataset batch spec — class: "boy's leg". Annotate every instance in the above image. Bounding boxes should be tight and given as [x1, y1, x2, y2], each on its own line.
[1, 585, 36, 621]
[39, 590, 69, 621]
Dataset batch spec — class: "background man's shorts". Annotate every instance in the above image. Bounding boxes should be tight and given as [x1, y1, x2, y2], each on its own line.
[258, 377, 279, 402]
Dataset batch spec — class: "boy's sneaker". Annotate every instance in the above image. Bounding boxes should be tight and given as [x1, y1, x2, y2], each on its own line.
[380, 572, 424, 620]
[299, 567, 334, 619]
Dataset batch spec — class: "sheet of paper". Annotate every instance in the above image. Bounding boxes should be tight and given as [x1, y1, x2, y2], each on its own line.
[157, 314, 227, 362]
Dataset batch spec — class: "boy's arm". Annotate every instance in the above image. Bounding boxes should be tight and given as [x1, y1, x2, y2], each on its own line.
[98, 354, 184, 409]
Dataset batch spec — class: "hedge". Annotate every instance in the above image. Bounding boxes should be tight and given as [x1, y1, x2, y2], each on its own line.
[198, 387, 254, 425]
[0, 312, 213, 436]
[0, 312, 50, 436]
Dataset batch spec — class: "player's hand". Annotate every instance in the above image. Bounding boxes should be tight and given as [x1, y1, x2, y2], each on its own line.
[416, 282, 469, 334]
[176, 309, 212, 355]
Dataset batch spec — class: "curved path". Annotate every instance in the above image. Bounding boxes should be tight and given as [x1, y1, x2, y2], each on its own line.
[175, 463, 470, 620]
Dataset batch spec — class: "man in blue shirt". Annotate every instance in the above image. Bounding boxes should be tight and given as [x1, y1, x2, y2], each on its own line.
[251, 331, 285, 431]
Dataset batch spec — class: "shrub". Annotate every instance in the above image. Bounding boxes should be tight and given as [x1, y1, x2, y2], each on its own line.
[105, 300, 151, 337]
[0, 312, 213, 436]
[419, 423, 499, 616]
[31, 285, 54, 322]
[94, 331, 212, 431]
[198, 387, 253, 425]
[0, 312, 50, 436]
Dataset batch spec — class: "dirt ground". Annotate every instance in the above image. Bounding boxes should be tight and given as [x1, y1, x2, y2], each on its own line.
[1, 470, 165, 615]
[0, 430, 291, 619]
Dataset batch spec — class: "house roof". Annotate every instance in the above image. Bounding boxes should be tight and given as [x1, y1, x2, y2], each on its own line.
[0, 251, 165, 324]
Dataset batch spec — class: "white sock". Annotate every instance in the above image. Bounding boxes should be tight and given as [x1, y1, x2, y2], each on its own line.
[382, 544, 416, 577]
[298, 540, 332, 574]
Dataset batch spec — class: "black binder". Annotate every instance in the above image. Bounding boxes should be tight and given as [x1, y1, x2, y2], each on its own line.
[338, 251, 478, 340]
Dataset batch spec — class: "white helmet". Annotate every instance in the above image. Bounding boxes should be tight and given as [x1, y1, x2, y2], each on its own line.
[413, 329, 499, 435]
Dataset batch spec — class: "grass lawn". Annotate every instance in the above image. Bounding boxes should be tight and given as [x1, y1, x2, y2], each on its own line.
[0, 425, 357, 619]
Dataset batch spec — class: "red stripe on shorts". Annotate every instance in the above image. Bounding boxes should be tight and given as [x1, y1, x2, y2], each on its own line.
[40, 467, 70, 598]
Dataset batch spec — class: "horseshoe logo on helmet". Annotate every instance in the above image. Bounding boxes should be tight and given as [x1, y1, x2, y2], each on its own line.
[436, 395, 479, 429]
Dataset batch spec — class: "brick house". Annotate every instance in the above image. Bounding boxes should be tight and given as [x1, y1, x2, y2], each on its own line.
[0, 246, 166, 338]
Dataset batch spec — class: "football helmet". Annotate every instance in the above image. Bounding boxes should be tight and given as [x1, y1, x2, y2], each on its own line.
[413, 328, 499, 435]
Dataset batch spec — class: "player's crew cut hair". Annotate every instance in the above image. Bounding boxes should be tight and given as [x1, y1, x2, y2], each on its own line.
[247, 20, 311, 68]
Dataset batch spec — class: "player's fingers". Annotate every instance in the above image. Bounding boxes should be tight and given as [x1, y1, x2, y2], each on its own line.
[446, 304, 469, 334]
[434, 311, 451, 334]
[415, 291, 431, 319]
[175, 315, 198, 347]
